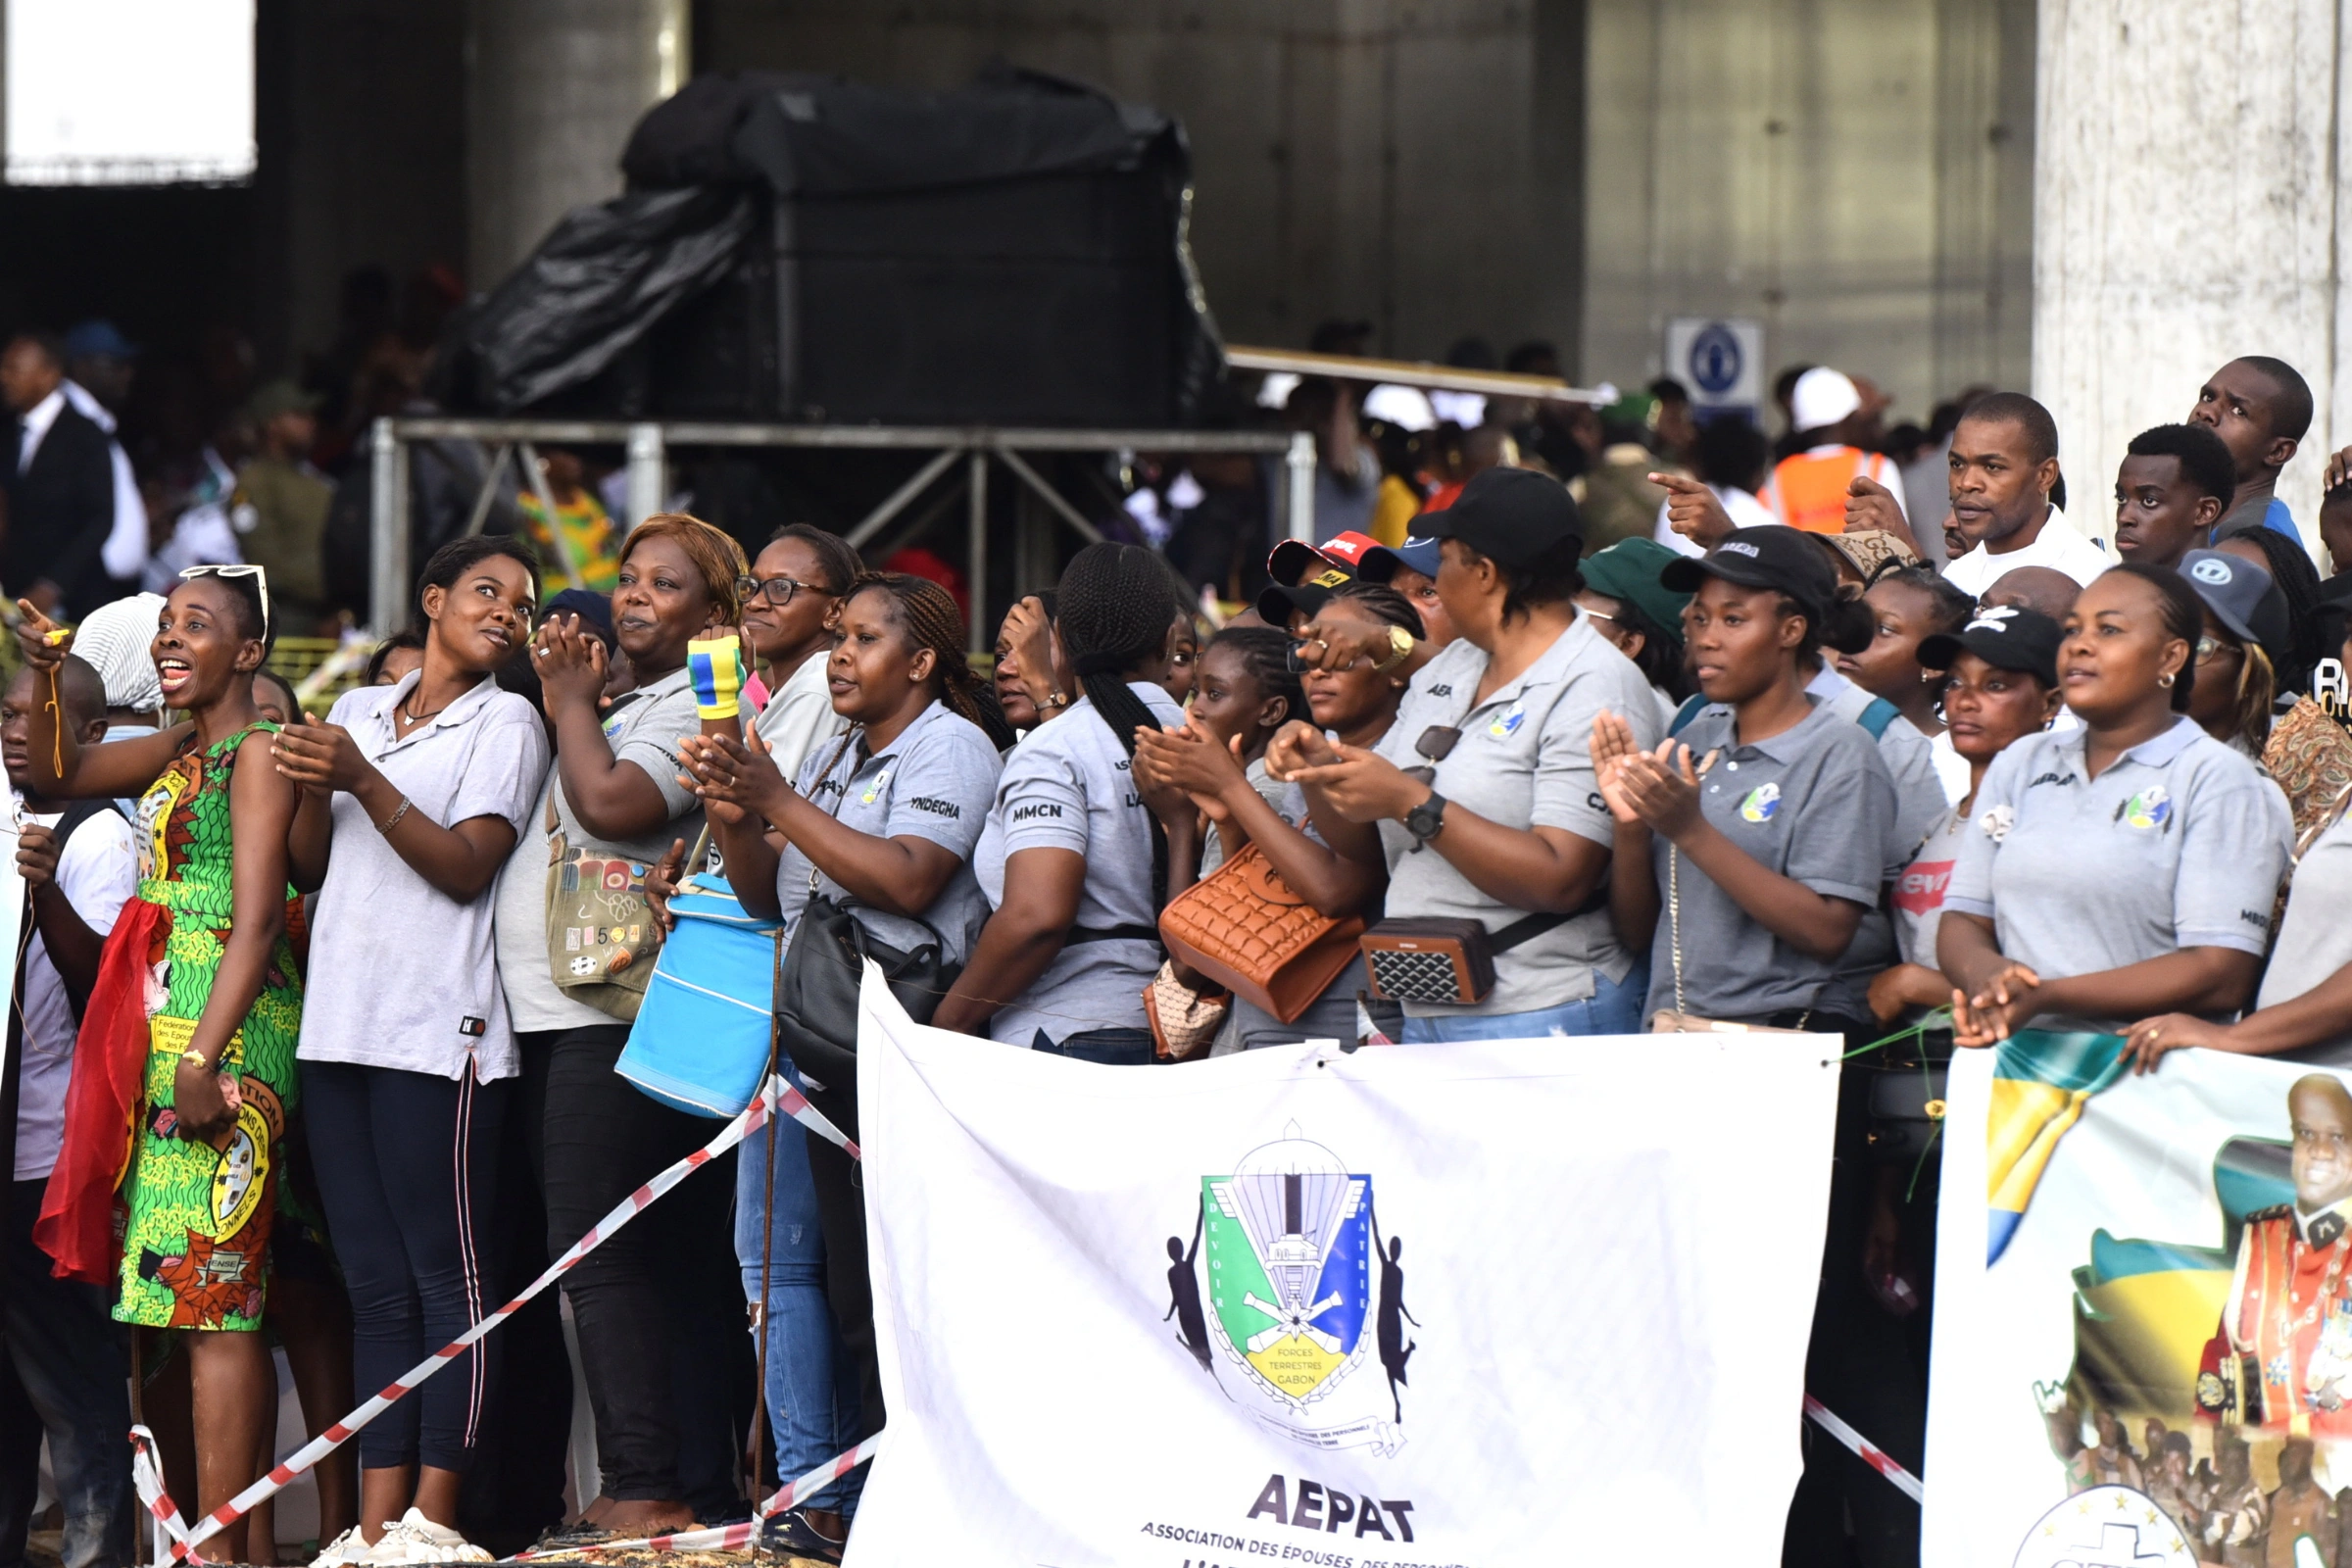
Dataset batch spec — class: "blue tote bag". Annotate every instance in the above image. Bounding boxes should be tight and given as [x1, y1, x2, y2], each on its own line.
[617, 870, 784, 1117]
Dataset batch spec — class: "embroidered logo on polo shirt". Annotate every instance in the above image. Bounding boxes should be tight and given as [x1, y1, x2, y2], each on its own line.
[861, 765, 894, 805]
[2119, 786, 2172, 831]
[1980, 804, 2015, 842]
[1738, 782, 1780, 822]
[1489, 701, 1526, 739]
[907, 796, 961, 818]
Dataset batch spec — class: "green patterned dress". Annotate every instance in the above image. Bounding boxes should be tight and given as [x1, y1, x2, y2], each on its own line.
[115, 721, 306, 1331]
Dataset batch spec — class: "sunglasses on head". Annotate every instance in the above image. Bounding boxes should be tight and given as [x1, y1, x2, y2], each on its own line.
[177, 564, 270, 640]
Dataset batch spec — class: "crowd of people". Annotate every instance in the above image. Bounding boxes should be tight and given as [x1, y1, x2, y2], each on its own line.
[5, 336, 2352, 1568]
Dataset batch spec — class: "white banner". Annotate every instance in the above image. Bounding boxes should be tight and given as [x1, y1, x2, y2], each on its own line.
[850, 972, 1842, 1567]
[1926, 1035, 2352, 1568]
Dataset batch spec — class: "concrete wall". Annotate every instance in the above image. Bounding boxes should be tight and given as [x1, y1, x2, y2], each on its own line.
[2034, 0, 2339, 548]
[697, 0, 1587, 365]
[466, 0, 691, 288]
[1583, 0, 2034, 422]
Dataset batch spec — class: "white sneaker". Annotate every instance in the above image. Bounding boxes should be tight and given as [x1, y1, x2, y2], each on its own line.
[360, 1509, 494, 1565]
[311, 1525, 373, 1568]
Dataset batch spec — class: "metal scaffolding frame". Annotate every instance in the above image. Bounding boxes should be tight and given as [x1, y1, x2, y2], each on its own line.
[369, 417, 1314, 649]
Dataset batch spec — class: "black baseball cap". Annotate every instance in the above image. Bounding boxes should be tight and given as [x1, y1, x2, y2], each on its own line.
[1917, 605, 2063, 688]
[1256, 580, 1336, 629]
[1409, 467, 1584, 567]
[1659, 526, 1837, 621]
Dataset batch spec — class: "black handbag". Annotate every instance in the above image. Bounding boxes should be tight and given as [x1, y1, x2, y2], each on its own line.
[1860, 1031, 1951, 1166]
[767, 732, 957, 1134]
[771, 891, 957, 1134]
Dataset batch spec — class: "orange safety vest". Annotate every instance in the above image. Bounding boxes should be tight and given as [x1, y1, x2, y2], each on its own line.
[1767, 448, 1868, 534]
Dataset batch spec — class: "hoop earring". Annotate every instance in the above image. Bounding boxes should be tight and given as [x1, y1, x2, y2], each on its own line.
[2158, 672, 2176, 689]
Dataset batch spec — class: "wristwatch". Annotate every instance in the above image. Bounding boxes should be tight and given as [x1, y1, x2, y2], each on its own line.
[1403, 791, 1447, 849]
[1372, 623, 1416, 673]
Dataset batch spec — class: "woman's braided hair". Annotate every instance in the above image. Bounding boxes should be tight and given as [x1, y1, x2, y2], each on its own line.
[841, 571, 1014, 747]
[1056, 542, 1187, 906]
[1204, 624, 1303, 728]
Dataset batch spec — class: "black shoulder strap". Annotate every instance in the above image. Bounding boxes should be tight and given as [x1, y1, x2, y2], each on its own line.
[52, 797, 120, 848]
[1489, 882, 1613, 956]
[1668, 695, 1710, 737]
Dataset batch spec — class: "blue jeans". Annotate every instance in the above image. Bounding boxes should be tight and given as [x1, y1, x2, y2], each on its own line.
[1031, 1027, 1155, 1064]
[734, 1110, 855, 1513]
[1, 1179, 132, 1568]
[1398, 965, 1647, 1043]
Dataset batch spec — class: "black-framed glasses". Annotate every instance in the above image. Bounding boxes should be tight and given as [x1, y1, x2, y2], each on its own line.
[1401, 725, 1460, 785]
[736, 574, 821, 608]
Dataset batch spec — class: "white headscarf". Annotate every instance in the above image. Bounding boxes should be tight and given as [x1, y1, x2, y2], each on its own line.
[72, 592, 167, 713]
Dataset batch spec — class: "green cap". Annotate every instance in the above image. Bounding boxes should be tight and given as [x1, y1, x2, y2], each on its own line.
[245, 377, 321, 422]
[1580, 536, 1690, 645]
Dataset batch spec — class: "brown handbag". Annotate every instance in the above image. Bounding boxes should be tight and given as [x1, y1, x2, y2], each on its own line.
[1157, 842, 1365, 1023]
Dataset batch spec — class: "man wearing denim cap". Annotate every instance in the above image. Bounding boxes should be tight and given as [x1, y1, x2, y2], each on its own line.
[2179, 547, 2292, 668]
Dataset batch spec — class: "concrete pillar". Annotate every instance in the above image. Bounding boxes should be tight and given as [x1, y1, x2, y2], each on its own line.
[2033, 0, 2341, 559]
[466, 0, 688, 291]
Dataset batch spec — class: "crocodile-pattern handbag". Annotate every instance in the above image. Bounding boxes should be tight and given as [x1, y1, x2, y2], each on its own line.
[1157, 843, 1364, 1023]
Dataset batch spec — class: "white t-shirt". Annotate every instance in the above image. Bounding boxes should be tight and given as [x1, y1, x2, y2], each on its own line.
[300, 675, 551, 1081]
[753, 649, 848, 788]
[13, 800, 138, 1181]
[1653, 484, 1780, 559]
[1940, 507, 2112, 597]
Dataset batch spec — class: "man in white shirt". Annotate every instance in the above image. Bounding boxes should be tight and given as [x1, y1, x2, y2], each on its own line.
[1936, 393, 2112, 597]
[0, 657, 137, 1568]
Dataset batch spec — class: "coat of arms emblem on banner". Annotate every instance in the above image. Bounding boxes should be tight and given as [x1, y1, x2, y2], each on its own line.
[1163, 1127, 1413, 1454]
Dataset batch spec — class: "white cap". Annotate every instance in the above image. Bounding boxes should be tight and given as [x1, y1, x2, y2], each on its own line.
[1788, 367, 1862, 433]
[72, 592, 167, 713]
[1361, 383, 1436, 432]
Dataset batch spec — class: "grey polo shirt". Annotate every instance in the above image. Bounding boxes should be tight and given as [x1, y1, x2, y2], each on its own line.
[1683, 664, 1941, 1018]
[974, 680, 1185, 1046]
[2260, 808, 2352, 1065]
[1645, 698, 1897, 1022]
[1371, 618, 1664, 1017]
[301, 673, 552, 1080]
[1942, 714, 2292, 1033]
[774, 701, 1000, 969]
[493, 665, 705, 1035]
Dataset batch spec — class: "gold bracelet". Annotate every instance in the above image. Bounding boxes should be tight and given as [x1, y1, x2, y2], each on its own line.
[377, 795, 412, 834]
[178, 1049, 210, 1068]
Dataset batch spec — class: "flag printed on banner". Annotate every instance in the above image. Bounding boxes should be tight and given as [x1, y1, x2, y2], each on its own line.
[1985, 1031, 2129, 1263]
[1927, 1035, 2352, 1568]
[850, 963, 1842, 1568]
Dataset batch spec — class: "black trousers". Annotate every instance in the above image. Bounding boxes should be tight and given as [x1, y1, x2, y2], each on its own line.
[540, 1024, 746, 1509]
[1782, 1043, 1927, 1568]
[799, 1068, 884, 1450]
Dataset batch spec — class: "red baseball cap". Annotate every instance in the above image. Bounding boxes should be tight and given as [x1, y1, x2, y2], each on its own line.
[1266, 530, 1384, 587]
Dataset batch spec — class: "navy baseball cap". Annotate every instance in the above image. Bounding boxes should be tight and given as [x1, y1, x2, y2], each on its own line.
[1407, 467, 1584, 567]
[2180, 548, 2291, 663]
[1359, 533, 1443, 584]
[1917, 605, 2064, 688]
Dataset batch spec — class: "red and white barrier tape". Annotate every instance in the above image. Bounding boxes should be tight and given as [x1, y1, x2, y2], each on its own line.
[498, 1435, 884, 1562]
[1803, 1395, 1924, 1502]
[132, 1425, 205, 1566]
[158, 1076, 854, 1559]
